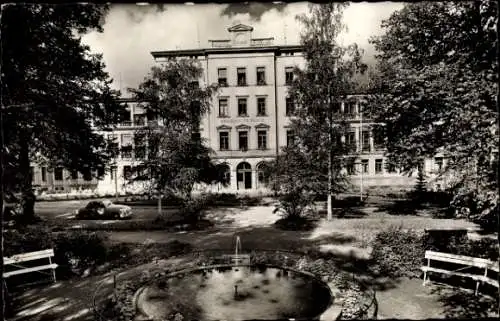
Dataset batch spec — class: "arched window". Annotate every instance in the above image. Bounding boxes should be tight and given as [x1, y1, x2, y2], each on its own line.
[216, 163, 231, 186]
[256, 162, 270, 188]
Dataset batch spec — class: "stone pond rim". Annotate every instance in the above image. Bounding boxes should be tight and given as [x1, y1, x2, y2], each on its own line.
[133, 264, 340, 321]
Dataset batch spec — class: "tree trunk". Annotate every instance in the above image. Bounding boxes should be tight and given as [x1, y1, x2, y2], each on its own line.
[327, 86, 333, 221]
[19, 137, 36, 222]
[327, 150, 333, 220]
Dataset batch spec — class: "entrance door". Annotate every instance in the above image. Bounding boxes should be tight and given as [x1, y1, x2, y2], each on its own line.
[236, 162, 252, 190]
[244, 172, 252, 189]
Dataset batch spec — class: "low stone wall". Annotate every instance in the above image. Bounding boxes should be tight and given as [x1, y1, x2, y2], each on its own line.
[93, 249, 377, 321]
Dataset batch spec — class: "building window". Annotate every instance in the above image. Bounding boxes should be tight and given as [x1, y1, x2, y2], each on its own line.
[237, 68, 247, 86]
[109, 134, 119, 157]
[361, 131, 370, 152]
[374, 132, 384, 150]
[375, 159, 383, 174]
[121, 134, 133, 159]
[148, 137, 158, 160]
[41, 167, 47, 182]
[435, 157, 443, 172]
[110, 166, 116, 180]
[333, 101, 342, 114]
[361, 159, 369, 174]
[257, 97, 266, 116]
[189, 80, 199, 89]
[256, 67, 266, 85]
[257, 130, 267, 150]
[219, 132, 229, 151]
[257, 163, 270, 187]
[238, 98, 248, 116]
[218, 68, 227, 86]
[286, 130, 295, 147]
[217, 163, 231, 186]
[239, 131, 248, 151]
[346, 131, 356, 149]
[286, 97, 295, 116]
[347, 162, 355, 175]
[386, 161, 397, 173]
[123, 166, 132, 180]
[121, 146, 133, 159]
[134, 114, 147, 126]
[83, 168, 92, 181]
[71, 170, 78, 180]
[54, 167, 63, 181]
[219, 98, 229, 117]
[134, 134, 146, 159]
[285, 67, 294, 85]
[345, 101, 356, 115]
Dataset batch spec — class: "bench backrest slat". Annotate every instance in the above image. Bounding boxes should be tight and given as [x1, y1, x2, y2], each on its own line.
[425, 250, 492, 268]
[4, 249, 55, 265]
[489, 262, 499, 273]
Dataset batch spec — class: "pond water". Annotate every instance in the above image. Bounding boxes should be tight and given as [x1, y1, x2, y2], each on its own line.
[137, 265, 333, 320]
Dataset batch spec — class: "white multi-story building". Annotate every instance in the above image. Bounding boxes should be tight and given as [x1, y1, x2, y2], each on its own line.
[31, 24, 449, 195]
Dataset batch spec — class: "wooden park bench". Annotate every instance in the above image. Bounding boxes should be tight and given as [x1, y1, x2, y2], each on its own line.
[3, 249, 58, 292]
[421, 250, 499, 295]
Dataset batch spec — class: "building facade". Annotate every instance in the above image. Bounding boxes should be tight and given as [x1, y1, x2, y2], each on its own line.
[31, 24, 449, 196]
[31, 98, 154, 195]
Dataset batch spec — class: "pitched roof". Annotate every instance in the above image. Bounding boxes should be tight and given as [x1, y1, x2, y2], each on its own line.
[227, 24, 254, 32]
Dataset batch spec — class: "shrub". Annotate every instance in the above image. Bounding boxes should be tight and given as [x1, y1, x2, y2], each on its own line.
[4, 227, 111, 279]
[423, 229, 469, 253]
[426, 233, 499, 262]
[370, 226, 425, 278]
[178, 194, 209, 223]
[53, 230, 110, 278]
[273, 190, 315, 219]
[3, 226, 55, 257]
[462, 238, 499, 261]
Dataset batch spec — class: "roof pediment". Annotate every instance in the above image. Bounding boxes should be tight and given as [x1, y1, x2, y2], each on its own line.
[236, 124, 251, 130]
[255, 123, 270, 129]
[217, 125, 232, 130]
[228, 24, 254, 32]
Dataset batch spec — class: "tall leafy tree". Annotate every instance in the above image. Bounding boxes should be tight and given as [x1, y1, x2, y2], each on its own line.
[368, 1, 498, 229]
[1, 4, 124, 221]
[128, 59, 219, 213]
[274, 2, 366, 219]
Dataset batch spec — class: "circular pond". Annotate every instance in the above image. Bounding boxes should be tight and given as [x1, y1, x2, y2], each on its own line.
[135, 265, 333, 320]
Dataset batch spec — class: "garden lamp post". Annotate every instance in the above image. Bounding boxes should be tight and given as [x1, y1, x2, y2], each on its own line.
[359, 101, 363, 202]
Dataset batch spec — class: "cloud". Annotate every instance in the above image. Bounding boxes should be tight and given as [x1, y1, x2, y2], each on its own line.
[82, 2, 404, 94]
[115, 3, 167, 25]
[221, 2, 288, 21]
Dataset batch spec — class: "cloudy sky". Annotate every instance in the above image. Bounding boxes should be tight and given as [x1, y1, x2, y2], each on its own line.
[83, 2, 404, 93]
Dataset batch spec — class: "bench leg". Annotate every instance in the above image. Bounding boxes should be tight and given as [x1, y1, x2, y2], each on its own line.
[475, 281, 480, 296]
[3, 279, 8, 295]
[423, 272, 427, 286]
[52, 269, 57, 283]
